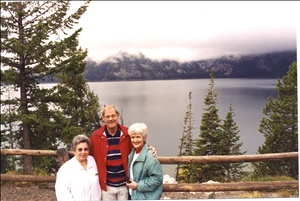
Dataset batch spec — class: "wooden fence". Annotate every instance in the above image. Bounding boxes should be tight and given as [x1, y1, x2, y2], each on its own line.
[1, 149, 298, 192]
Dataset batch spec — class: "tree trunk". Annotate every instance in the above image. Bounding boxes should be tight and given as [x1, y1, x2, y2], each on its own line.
[18, 2, 33, 175]
[21, 79, 33, 175]
[23, 123, 33, 175]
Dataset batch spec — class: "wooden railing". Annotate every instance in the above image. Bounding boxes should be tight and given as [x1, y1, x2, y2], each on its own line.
[1, 149, 298, 192]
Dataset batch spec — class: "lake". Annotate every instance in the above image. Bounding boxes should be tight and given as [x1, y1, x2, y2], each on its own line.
[87, 78, 278, 176]
[28, 78, 277, 176]
[0, 78, 282, 177]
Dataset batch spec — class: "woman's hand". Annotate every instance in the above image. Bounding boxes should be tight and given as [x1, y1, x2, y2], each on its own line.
[126, 179, 138, 189]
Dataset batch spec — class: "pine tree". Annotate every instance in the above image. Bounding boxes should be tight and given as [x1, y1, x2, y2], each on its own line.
[52, 34, 102, 145]
[253, 61, 298, 179]
[221, 104, 248, 182]
[0, 1, 101, 175]
[194, 68, 225, 182]
[176, 91, 195, 183]
[0, 86, 21, 172]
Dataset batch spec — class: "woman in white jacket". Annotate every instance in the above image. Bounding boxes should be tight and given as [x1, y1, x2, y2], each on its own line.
[55, 134, 101, 201]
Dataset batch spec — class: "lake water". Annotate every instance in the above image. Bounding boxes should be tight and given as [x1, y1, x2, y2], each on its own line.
[0, 78, 281, 177]
[24, 78, 276, 176]
[88, 78, 278, 176]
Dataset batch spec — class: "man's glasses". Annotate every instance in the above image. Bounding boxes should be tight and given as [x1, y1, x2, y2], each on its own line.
[103, 114, 117, 119]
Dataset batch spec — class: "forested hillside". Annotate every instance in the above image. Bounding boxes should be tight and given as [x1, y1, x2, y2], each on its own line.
[84, 50, 296, 81]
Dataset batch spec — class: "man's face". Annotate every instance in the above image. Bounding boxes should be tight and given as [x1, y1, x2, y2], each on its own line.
[102, 108, 119, 130]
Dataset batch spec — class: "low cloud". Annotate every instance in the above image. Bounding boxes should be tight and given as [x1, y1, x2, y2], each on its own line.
[72, 1, 298, 62]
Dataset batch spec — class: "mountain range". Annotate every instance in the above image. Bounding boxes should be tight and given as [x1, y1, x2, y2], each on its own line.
[84, 50, 296, 81]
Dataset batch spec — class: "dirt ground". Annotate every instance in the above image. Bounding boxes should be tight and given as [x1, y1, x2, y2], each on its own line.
[1, 184, 297, 201]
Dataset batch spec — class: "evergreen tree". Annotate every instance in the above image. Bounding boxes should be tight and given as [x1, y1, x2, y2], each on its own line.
[253, 61, 298, 179]
[0, 86, 21, 173]
[52, 34, 102, 145]
[221, 104, 248, 182]
[194, 68, 225, 182]
[0, 0, 101, 175]
[176, 91, 195, 183]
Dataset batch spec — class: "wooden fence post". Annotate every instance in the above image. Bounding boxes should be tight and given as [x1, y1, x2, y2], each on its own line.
[56, 148, 70, 165]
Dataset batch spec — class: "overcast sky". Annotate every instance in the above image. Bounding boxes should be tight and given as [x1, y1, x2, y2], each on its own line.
[71, 1, 298, 62]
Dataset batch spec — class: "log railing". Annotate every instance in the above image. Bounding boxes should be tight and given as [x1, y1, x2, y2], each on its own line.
[1, 149, 297, 163]
[1, 149, 298, 192]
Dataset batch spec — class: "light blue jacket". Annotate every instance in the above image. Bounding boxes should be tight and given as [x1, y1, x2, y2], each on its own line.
[128, 143, 163, 200]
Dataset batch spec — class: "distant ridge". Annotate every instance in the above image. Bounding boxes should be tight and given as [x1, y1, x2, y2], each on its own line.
[84, 50, 296, 81]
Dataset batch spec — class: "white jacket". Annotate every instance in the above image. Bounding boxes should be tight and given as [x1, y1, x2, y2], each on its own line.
[55, 155, 101, 201]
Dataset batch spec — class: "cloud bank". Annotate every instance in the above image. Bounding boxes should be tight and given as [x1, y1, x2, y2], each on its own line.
[72, 1, 298, 62]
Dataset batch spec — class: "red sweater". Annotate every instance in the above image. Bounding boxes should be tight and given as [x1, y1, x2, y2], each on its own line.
[89, 124, 133, 191]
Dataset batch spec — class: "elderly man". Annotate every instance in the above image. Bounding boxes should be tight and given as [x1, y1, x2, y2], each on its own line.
[90, 105, 157, 200]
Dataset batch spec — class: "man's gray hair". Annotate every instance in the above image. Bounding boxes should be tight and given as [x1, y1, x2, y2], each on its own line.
[102, 105, 120, 117]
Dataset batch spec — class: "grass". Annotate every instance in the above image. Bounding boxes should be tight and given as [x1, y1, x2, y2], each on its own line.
[239, 191, 262, 198]
[239, 175, 299, 198]
[2, 169, 50, 188]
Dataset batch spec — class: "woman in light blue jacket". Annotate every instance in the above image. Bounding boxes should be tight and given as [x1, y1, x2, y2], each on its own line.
[126, 123, 163, 200]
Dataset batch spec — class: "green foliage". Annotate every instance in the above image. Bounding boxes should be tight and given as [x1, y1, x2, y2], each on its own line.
[194, 68, 225, 182]
[177, 68, 249, 183]
[1, 155, 19, 174]
[1, 100, 22, 173]
[253, 62, 298, 179]
[0, 0, 101, 174]
[2, 168, 51, 187]
[33, 167, 52, 188]
[3, 170, 26, 187]
[244, 174, 295, 182]
[176, 91, 195, 183]
[221, 104, 248, 182]
[242, 174, 299, 197]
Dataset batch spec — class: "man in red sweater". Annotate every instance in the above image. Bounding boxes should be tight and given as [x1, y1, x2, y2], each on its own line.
[90, 105, 156, 200]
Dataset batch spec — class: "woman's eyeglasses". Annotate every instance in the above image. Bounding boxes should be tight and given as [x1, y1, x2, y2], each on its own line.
[77, 148, 89, 152]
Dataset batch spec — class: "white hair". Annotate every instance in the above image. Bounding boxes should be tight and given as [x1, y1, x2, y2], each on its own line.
[128, 122, 149, 139]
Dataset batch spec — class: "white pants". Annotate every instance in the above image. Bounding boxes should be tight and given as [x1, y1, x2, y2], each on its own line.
[101, 185, 128, 201]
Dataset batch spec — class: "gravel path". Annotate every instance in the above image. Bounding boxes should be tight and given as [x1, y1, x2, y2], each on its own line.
[1, 185, 294, 200]
[0, 186, 242, 200]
